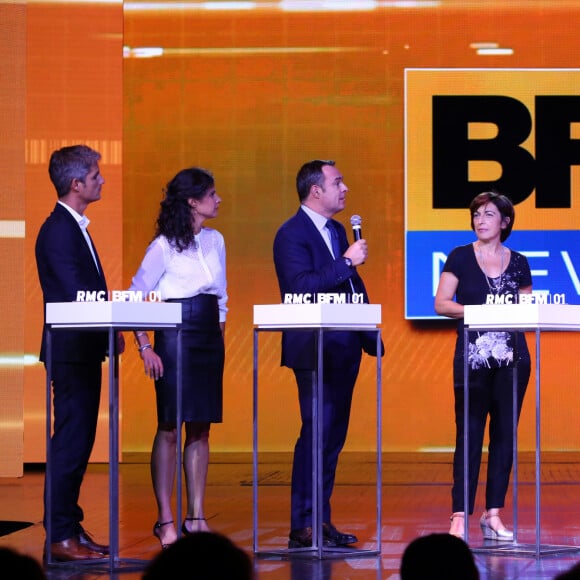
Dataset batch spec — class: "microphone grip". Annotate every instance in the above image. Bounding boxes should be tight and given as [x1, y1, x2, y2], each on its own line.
[352, 225, 362, 242]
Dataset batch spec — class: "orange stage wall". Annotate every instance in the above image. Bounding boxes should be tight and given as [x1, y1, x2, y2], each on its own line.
[14, 1, 580, 467]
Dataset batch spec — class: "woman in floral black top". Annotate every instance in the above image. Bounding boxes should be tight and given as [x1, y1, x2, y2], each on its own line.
[435, 191, 532, 541]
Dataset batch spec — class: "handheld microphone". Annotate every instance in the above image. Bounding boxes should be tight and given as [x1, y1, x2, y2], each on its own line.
[350, 214, 362, 241]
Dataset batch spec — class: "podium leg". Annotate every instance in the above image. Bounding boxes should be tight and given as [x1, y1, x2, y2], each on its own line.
[105, 328, 148, 572]
[463, 327, 470, 544]
[252, 328, 259, 555]
[375, 329, 382, 550]
[312, 329, 323, 556]
[176, 326, 183, 538]
[466, 327, 580, 558]
[44, 328, 53, 564]
[512, 336, 519, 543]
[108, 327, 120, 567]
[535, 328, 541, 557]
[252, 327, 381, 560]
[44, 326, 148, 572]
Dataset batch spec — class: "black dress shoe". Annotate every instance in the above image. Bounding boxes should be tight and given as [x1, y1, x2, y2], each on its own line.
[78, 530, 109, 555]
[322, 522, 358, 545]
[288, 527, 337, 548]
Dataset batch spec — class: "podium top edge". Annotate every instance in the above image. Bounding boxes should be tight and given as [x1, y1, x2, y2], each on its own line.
[464, 303, 580, 331]
[45, 301, 182, 326]
[252, 303, 381, 326]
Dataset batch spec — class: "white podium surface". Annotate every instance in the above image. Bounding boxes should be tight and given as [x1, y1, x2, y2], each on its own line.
[463, 303, 580, 558]
[252, 304, 382, 559]
[253, 303, 381, 328]
[46, 300, 181, 327]
[465, 303, 580, 331]
[44, 301, 182, 572]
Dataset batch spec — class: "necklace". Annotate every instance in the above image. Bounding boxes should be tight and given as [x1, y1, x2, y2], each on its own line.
[477, 244, 505, 294]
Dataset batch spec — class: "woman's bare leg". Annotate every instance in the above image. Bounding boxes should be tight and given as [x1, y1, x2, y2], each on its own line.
[182, 422, 211, 533]
[151, 425, 178, 545]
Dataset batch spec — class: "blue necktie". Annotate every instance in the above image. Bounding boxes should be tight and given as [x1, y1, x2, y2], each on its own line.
[327, 220, 342, 259]
[328, 219, 357, 294]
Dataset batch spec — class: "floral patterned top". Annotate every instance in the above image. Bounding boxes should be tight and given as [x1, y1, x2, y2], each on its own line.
[443, 243, 532, 370]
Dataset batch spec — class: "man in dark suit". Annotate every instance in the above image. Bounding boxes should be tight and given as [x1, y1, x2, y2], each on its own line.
[273, 159, 382, 548]
[35, 144, 124, 562]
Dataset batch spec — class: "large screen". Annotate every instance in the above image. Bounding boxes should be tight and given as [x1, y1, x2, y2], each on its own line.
[405, 69, 580, 319]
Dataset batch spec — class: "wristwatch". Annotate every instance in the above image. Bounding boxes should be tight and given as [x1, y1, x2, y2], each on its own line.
[343, 257, 353, 268]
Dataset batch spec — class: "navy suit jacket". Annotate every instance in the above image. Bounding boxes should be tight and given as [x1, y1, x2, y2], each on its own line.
[273, 207, 379, 370]
[35, 203, 108, 364]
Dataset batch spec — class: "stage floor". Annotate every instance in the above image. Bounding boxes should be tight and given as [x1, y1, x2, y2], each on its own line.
[1, 452, 579, 579]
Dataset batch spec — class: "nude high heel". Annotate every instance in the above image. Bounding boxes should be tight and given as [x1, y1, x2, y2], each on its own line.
[480, 510, 514, 541]
[449, 512, 465, 538]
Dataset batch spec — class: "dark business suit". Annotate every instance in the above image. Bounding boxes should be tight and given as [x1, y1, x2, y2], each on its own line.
[35, 202, 108, 543]
[273, 207, 374, 529]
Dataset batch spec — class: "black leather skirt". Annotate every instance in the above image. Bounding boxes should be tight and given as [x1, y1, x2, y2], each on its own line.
[154, 294, 224, 424]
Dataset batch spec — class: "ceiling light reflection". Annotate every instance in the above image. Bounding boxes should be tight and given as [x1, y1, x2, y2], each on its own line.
[470, 42, 499, 49]
[124, 0, 441, 11]
[0, 221, 25, 238]
[203, 1, 255, 8]
[124, 46, 164, 58]
[124, 2, 254, 9]
[280, 0, 378, 10]
[0, 355, 38, 367]
[477, 47, 514, 56]
[123, 45, 367, 58]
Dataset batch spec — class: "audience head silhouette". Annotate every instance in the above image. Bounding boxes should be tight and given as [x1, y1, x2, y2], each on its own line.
[0, 547, 46, 580]
[400, 533, 479, 580]
[554, 562, 580, 579]
[142, 531, 253, 580]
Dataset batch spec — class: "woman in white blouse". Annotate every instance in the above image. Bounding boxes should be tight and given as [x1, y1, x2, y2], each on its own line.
[129, 167, 227, 550]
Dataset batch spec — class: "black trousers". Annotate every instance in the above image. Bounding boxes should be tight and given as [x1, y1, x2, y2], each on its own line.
[44, 360, 102, 542]
[290, 362, 360, 530]
[451, 363, 530, 514]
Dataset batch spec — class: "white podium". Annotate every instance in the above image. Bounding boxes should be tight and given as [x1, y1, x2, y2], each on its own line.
[464, 303, 580, 558]
[43, 301, 182, 572]
[252, 303, 383, 559]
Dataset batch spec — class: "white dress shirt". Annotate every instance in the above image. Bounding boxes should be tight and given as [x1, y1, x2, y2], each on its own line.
[129, 228, 228, 322]
[300, 205, 335, 256]
[57, 200, 100, 273]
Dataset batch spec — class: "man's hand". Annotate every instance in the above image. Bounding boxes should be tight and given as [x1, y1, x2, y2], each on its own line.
[344, 239, 368, 266]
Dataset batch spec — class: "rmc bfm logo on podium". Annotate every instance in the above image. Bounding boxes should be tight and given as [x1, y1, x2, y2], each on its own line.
[404, 69, 580, 319]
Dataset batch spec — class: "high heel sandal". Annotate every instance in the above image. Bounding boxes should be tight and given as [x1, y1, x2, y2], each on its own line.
[153, 520, 175, 550]
[480, 510, 513, 541]
[449, 512, 465, 538]
[181, 517, 207, 535]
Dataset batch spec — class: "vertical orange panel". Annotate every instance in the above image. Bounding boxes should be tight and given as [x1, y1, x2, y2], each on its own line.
[0, 2, 26, 477]
[24, 1, 123, 463]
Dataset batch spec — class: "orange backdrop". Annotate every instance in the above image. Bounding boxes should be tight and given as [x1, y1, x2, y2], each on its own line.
[16, 1, 580, 467]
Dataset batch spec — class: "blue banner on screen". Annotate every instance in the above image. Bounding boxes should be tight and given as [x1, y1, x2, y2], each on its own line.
[406, 230, 580, 319]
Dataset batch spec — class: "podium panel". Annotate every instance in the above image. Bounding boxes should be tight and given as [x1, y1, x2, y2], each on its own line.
[44, 301, 181, 572]
[464, 303, 580, 558]
[252, 303, 382, 560]
[46, 300, 181, 328]
[253, 303, 381, 328]
[465, 303, 580, 331]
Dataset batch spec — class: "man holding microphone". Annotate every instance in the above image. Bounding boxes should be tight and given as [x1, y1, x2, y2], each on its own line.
[273, 159, 383, 549]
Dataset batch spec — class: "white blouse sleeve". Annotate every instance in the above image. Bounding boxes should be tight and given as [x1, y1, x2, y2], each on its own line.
[216, 231, 228, 322]
[129, 238, 167, 295]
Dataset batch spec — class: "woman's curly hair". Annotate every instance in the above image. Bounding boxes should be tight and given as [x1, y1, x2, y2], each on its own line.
[155, 167, 214, 252]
